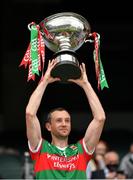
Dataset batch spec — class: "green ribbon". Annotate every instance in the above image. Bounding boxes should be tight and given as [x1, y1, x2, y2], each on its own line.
[99, 55, 109, 90]
[30, 24, 39, 75]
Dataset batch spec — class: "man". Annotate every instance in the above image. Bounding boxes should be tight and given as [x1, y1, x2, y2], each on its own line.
[26, 59, 106, 179]
[86, 140, 109, 179]
[119, 142, 133, 178]
[104, 151, 120, 179]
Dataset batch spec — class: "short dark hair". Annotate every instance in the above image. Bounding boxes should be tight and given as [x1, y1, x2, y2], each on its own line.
[45, 107, 70, 123]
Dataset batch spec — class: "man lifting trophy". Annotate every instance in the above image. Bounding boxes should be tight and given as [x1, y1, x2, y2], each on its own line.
[19, 12, 109, 90]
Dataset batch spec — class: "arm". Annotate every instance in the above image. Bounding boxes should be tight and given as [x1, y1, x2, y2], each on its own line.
[68, 63, 106, 153]
[26, 59, 60, 150]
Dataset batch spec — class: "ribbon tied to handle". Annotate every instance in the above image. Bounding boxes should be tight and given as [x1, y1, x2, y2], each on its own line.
[85, 32, 109, 90]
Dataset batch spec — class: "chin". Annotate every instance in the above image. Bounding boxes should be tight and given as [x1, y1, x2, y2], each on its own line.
[60, 133, 69, 137]
[59, 131, 69, 137]
[59, 129, 69, 133]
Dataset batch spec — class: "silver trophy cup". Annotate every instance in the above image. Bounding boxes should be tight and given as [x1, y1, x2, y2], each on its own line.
[39, 12, 91, 82]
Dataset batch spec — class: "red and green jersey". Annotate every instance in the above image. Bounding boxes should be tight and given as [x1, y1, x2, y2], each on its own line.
[29, 139, 93, 179]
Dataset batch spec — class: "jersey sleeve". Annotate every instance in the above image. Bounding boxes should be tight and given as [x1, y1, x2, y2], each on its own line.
[28, 138, 43, 161]
[79, 138, 94, 163]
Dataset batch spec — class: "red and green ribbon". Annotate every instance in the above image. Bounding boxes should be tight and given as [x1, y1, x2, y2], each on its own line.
[19, 22, 45, 81]
[91, 32, 109, 90]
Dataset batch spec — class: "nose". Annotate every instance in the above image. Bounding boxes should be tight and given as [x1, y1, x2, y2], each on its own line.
[62, 119, 67, 126]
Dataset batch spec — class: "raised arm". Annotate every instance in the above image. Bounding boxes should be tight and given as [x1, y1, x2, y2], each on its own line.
[68, 63, 106, 153]
[26, 59, 60, 150]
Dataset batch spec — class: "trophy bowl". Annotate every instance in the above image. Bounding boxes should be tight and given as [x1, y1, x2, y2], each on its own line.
[39, 12, 91, 82]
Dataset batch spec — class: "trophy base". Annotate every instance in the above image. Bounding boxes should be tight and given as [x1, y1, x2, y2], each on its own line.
[51, 61, 81, 83]
[51, 61, 81, 82]
[51, 50, 81, 82]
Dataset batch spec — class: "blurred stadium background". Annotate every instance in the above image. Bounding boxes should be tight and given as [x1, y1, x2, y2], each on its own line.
[1, 0, 133, 178]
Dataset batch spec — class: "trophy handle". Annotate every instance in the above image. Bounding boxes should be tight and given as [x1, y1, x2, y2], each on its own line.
[84, 33, 100, 43]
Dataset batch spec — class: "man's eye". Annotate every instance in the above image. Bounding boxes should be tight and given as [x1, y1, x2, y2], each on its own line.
[56, 119, 61, 122]
[65, 119, 70, 123]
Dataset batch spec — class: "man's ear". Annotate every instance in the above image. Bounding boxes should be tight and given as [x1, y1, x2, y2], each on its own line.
[45, 122, 51, 132]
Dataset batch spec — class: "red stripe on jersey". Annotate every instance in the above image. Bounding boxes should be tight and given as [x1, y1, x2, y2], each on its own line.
[34, 152, 90, 172]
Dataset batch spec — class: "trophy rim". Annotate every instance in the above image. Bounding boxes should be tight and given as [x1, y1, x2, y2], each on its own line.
[39, 12, 91, 52]
[43, 12, 91, 28]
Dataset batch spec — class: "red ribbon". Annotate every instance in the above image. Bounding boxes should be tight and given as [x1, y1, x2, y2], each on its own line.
[91, 32, 100, 90]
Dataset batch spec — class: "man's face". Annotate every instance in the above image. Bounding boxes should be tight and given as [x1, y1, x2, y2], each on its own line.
[46, 110, 71, 138]
[105, 152, 119, 165]
[95, 142, 107, 156]
[105, 152, 119, 172]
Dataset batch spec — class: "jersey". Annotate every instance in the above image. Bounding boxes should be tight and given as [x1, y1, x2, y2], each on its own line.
[29, 139, 93, 179]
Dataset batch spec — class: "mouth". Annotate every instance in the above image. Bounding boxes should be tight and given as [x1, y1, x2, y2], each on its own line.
[59, 129, 68, 132]
[60, 128, 68, 131]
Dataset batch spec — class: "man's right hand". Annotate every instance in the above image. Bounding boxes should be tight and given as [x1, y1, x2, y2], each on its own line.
[42, 59, 61, 84]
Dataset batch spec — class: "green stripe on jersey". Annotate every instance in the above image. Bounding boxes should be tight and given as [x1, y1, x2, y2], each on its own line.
[36, 169, 87, 179]
[41, 140, 83, 156]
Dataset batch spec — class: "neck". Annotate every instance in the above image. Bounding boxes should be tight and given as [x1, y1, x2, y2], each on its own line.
[51, 136, 68, 148]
